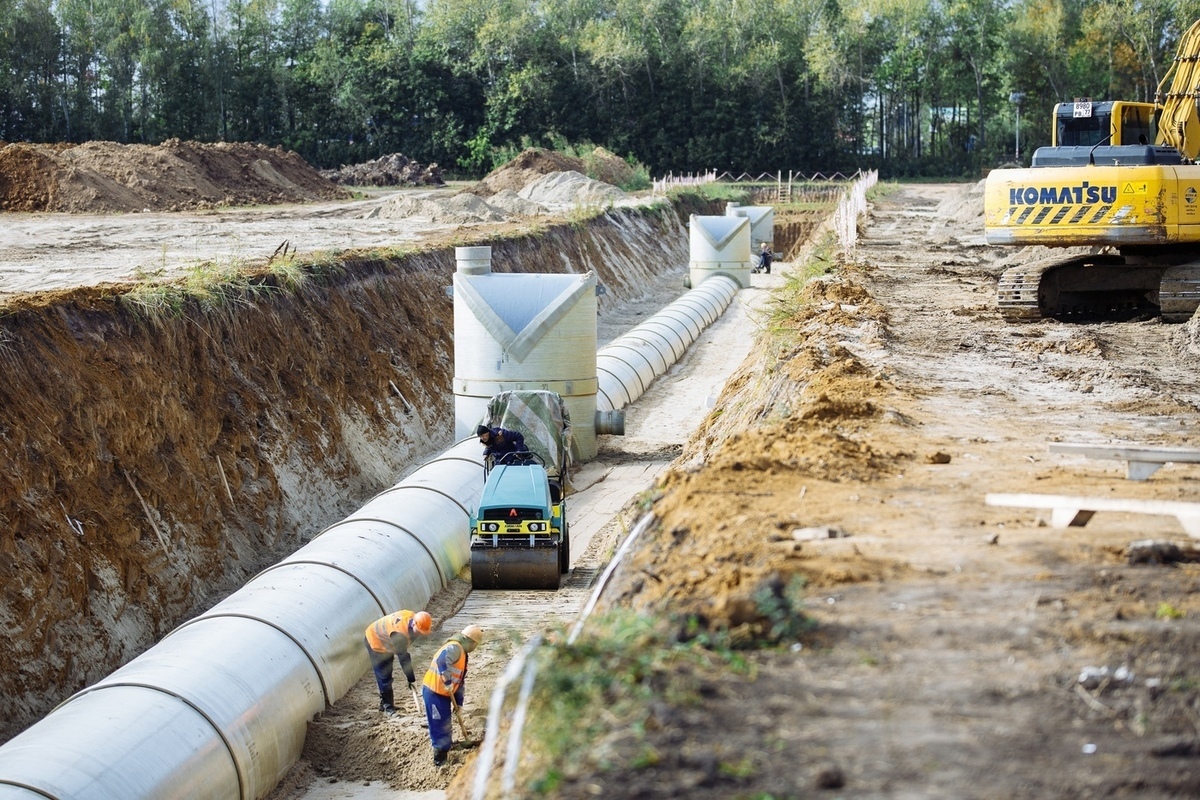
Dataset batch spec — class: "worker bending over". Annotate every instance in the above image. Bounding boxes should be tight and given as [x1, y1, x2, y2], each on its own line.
[476, 424, 528, 461]
[422, 624, 485, 766]
[364, 609, 433, 714]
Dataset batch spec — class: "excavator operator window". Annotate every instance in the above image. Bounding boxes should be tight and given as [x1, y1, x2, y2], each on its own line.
[1057, 114, 1109, 147]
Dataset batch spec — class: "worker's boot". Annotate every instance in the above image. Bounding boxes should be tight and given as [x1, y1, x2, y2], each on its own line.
[433, 748, 449, 766]
[379, 688, 396, 714]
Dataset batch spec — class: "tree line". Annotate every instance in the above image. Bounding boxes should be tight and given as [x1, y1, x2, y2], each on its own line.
[2, 0, 1199, 177]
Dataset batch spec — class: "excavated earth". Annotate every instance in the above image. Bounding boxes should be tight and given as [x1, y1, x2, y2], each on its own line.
[4, 146, 1200, 800]
[0, 139, 350, 212]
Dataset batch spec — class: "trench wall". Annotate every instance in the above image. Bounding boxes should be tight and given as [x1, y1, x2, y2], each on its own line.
[0, 194, 719, 743]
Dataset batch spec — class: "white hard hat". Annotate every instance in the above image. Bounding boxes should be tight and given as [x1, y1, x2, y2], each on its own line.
[462, 624, 484, 644]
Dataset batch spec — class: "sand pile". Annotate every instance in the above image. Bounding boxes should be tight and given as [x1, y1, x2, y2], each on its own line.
[376, 192, 510, 224]
[471, 146, 637, 198]
[518, 170, 628, 206]
[935, 178, 986, 223]
[484, 189, 548, 216]
[471, 148, 585, 196]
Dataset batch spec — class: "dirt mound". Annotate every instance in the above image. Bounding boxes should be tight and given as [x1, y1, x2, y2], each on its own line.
[935, 178, 986, 223]
[484, 189, 547, 216]
[471, 148, 586, 196]
[583, 146, 636, 187]
[319, 153, 444, 187]
[0, 139, 349, 213]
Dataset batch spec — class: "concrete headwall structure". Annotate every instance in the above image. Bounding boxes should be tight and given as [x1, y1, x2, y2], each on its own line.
[451, 246, 601, 460]
[689, 214, 752, 289]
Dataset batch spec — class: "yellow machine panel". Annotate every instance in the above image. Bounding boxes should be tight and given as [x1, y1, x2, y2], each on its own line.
[984, 165, 1200, 248]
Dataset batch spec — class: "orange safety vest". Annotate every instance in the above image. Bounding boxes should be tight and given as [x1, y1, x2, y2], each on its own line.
[422, 639, 469, 696]
[365, 610, 416, 654]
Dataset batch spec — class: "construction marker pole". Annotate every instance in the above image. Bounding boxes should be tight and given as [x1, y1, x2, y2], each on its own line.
[501, 655, 541, 799]
[567, 513, 656, 646]
[472, 635, 542, 800]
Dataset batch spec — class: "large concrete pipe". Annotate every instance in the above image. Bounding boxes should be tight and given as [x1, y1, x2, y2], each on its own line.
[0, 440, 482, 800]
[596, 275, 739, 416]
[0, 272, 740, 800]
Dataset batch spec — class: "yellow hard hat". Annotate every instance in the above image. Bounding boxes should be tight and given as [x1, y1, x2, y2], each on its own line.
[462, 624, 484, 644]
[413, 611, 433, 635]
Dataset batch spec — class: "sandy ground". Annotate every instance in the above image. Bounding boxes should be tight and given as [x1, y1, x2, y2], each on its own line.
[0, 189, 458, 295]
[0, 182, 656, 297]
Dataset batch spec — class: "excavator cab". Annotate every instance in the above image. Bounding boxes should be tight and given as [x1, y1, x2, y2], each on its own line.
[1031, 101, 1177, 167]
[1051, 101, 1157, 148]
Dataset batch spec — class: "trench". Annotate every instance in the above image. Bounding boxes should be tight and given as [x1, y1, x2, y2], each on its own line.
[0, 194, 724, 748]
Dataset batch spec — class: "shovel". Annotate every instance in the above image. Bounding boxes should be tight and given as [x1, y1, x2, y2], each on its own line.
[450, 694, 471, 740]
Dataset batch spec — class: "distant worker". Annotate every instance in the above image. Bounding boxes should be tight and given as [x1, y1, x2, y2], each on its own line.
[422, 624, 485, 766]
[476, 424, 528, 461]
[364, 609, 433, 715]
[753, 242, 773, 274]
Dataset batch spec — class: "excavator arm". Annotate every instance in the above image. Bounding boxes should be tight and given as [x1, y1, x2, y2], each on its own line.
[1155, 18, 1200, 160]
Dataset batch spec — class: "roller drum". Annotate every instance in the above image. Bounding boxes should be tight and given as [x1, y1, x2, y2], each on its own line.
[470, 541, 562, 590]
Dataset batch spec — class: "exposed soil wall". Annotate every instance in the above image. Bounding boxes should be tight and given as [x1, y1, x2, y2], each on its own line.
[0, 197, 717, 744]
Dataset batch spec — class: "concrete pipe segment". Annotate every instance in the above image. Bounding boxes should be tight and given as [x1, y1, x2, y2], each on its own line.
[0, 276, 740, 800]
[596, 275, 738, 412]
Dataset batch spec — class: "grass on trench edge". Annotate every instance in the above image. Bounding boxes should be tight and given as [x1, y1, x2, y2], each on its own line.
[512, 576, 812, 795]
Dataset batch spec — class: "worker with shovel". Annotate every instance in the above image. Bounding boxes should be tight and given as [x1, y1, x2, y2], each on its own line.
[364, 609, 433, 715]
[422, 624, 485, 766]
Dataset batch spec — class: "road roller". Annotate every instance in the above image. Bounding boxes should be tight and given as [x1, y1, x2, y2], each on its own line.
[470, 391, 572, 590]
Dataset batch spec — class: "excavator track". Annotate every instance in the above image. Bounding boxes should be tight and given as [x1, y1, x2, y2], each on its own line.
[997, 253, 1163, 322]
[1159, 263, 1200, 322]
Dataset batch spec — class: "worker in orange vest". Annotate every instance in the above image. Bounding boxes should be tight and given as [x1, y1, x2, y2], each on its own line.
[422, 624, 485, 765]
[364, 609, 433, 714]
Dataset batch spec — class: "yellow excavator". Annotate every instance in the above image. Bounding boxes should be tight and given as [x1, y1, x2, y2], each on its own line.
[983, 19, 1200, 322]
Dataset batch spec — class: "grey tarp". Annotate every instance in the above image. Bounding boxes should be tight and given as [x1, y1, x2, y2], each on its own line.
[481, 390, 574, 493]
